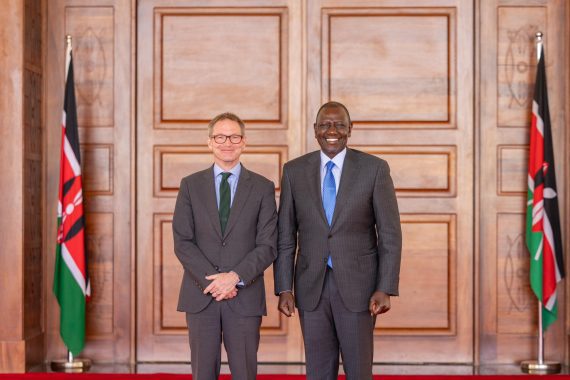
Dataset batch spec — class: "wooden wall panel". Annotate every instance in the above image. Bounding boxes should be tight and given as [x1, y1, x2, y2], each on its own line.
[23, 0, 45, 368]
[81, 144, 113, 195]
[496, 213, 536, 335]
[498, 145, 528, 195]
[479, 0, 567, 364]
[355, 145, 456, 197]
[160, 13, 282, 123]
[85, 213, 115, 338]
[325, 12, 452, 125]
[137, 0, 303, 363]
[27, 0, 567, 369]
[66, 6, 114, 128]
[155, 215, 285, 335]
[497, 7, 546, 128]
[156, 215, 181, 331]
[380, 215, 456, 333]
[155, 146, 286, 196]
[0, 0, 46, 371]
[45, 0, 133, 363]
[308, 0, 473, 363]
[155, 7, 288, 129]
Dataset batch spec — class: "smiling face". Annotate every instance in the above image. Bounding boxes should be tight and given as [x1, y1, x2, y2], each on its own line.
[314, 104, 352, 159]
[207, 118, 246, 170]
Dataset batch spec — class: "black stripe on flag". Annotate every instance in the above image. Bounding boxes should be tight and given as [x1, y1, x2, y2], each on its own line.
[64, 53, 82, 166]
[64, 215, 85, 243]
[536, 48, 565, 278]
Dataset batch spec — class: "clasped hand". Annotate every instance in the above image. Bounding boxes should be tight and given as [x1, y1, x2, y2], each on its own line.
[203, 271, 240, 301]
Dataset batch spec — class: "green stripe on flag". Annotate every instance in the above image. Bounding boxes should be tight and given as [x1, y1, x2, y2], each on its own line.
[54, 239, 86, 356]
[526, 188, 543, 301]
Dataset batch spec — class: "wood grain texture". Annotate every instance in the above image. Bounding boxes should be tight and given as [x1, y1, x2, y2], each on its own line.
[160, 14, 281, 122]
[478, 0, 567, 364]
[25, 0, 568, 369]
[45, 0, 133, 363]
[85, 213, 115, 338]
[0, 0, 25, 346]
[379, 214, 456, 334]
[23, 1, 45, 367]
[65, 6, 114, 127]
[497, 6, 546, 128]
[497, 145, 528, 194]
[353, 145, 456, 197]
[154, 6, 289, 129]
[137, 0, 303, 363]
[325, 12, 451, 125]
[309, 0, 474, 363]
[81, 144, 113, 194]
[0, 0, 47, 372]
[155, 145, 286, 197]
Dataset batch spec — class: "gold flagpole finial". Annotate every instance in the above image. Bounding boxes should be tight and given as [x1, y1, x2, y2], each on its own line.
[66, 35, 72, 48]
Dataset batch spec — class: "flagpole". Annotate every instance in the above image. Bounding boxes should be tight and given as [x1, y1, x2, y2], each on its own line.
[538, 300, 543, 365]
[50, 35, 92, 374]
[520, 31, 560, 375]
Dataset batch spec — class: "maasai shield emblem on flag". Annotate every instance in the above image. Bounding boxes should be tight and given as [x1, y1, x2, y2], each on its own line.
[53, 40, 90, 356]
[526, 45, 565, 331]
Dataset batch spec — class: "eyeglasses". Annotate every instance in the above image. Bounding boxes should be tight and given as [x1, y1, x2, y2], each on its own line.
[316, 122, 349, 131]
[210, 134, 243, 144]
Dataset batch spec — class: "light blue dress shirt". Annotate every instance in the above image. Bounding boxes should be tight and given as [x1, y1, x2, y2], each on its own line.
[213, 162, 244, 285]
[320, 148, 346, 195]
[320, 148, 346, 269]
[214, 163, 241, 208]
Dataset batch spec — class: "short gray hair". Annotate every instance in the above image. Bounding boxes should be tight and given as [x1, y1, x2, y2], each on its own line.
[208, 112, 245, 136]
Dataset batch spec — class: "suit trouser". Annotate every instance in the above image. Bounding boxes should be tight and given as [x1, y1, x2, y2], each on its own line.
[299, 268, 375, 380]
[186, 300, 261, 380]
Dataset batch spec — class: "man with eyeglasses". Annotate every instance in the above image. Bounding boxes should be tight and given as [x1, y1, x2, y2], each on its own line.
[173, 112, 277, 380]
[274, 101, 402, 379]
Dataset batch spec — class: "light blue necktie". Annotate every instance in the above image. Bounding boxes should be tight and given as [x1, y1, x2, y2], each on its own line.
[323, 161, 336, 268]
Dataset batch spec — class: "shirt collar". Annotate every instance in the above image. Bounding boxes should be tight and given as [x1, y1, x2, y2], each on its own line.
[213, 162, 242, 179]
[320, 148, 347, 171]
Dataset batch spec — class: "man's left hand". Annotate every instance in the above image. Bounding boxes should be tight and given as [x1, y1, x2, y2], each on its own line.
[204, 271, 240, 301]
[369, 291, 391, 316]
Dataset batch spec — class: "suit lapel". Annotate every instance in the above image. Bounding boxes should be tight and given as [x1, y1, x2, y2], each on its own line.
[306, 152, 328, 225]
[201, 167, 223, 239]
[223, 166, 253, 238]
[331, 148, 360, 229]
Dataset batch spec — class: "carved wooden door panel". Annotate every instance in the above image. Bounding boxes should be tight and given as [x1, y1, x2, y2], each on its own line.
[136, 0, 304, 362]
[478, 0, 567, 363]
[306, 0, 475, 362]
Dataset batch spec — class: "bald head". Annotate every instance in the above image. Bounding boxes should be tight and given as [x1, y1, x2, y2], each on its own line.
[315, 101, 352, 125]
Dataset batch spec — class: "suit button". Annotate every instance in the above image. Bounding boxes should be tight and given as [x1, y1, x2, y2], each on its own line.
[222, 242, 226, 247]
[328, 235, 332, 239]
[324, 258, 328, 263]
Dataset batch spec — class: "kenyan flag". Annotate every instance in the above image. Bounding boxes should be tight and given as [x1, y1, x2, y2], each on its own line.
[53, 40, 90, 356]
[526, 45, 564, 331]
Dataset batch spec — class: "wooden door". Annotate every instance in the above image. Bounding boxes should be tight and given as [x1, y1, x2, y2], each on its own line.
[478, 0, 567, 363]
[44, 0, 133, 363]
[306, 0, 475, 362]
[136, 0, 304, 363]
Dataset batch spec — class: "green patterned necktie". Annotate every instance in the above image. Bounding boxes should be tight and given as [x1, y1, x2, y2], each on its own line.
[219, 172, 231, 234]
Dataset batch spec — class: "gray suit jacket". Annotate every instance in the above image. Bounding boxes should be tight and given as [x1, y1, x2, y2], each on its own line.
[173, 165, 277, 316]
[274, 148, 402, 312]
